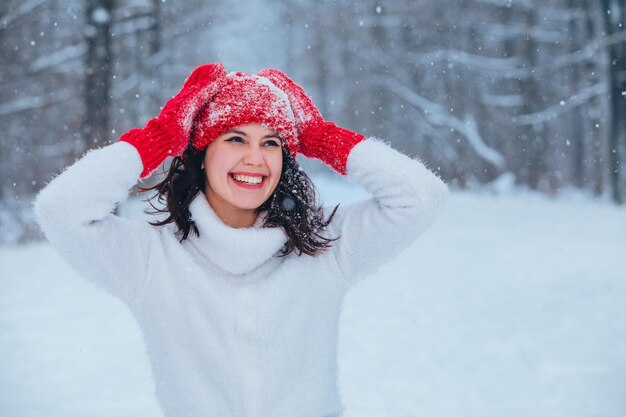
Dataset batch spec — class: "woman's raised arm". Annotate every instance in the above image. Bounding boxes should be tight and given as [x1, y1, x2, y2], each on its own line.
[34, 142, 154, 306]
[326, 137, 449, 289]
[34, 63, 228, 306]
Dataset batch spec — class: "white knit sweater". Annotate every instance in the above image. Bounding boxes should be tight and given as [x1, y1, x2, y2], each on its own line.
[34, 138, 449, 417]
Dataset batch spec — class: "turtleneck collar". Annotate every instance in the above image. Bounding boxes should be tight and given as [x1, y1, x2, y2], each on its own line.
[185, 193, 288, 275]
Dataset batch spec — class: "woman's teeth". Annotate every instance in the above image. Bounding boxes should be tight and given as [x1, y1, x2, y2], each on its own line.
[232, 174, 263, 184]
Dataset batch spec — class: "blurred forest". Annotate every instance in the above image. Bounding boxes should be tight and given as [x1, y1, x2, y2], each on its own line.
[1, 0, 625, 243]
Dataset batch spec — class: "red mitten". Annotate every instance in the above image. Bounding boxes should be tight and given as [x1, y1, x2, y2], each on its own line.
[258, 68, 365, 175]
[119, 63, 227, 178]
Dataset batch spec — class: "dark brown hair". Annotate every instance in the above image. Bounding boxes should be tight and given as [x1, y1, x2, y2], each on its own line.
[138, 143, 340, 257]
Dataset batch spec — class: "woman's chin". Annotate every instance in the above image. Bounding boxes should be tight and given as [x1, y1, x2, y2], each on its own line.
[227, 195, 268, 212]
[226, 186, 273, 209]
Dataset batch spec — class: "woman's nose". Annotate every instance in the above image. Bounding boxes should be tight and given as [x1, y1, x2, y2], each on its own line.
[242, 145, 264, 166]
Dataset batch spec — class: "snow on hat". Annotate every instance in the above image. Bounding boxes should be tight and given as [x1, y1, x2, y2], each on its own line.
[191, 70, 299, 157]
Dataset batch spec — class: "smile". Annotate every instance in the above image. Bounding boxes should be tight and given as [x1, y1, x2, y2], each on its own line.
[232, 174, 263, 184]
[229, 173, 267, 189]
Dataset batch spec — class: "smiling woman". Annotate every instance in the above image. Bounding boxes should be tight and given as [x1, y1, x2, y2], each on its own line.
[141, 120, 339, 256]
[33, 63, 449, 417]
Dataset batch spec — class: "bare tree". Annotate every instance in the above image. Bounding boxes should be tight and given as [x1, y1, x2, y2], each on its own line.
[600, 0, 625, 203]
[83, 0, 115, 152]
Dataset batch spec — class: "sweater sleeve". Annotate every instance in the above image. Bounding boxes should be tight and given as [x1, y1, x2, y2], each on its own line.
[325, 137, 449, 290]
[33, 141, 153, 307]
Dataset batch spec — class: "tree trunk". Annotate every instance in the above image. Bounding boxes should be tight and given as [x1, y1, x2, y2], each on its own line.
[148, 0, 162, 116]
[83, 0, 115, 151]
[569, 0, 586, 189]
[522, 7, 548, 190]
[601, 0, 625, 203]
[369, 0, 392, 138]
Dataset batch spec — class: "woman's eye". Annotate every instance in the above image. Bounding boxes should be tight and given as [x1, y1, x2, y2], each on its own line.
[264, 140, 280, 147]
[226, 136, 244, 143]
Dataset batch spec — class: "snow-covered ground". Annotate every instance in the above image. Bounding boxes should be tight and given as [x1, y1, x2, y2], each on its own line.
[1, 176, 625, 417]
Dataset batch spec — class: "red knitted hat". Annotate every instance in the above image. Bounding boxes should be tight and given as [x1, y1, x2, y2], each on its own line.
[191, 70, 299, 156]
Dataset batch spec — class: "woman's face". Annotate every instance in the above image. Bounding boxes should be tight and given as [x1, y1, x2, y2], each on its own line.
[203, 123, 283, 220]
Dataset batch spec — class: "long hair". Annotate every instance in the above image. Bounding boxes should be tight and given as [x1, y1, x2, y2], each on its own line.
[138, 142, 340, 256]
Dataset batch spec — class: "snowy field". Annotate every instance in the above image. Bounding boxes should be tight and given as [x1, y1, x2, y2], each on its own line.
[1, 175, 625, 417]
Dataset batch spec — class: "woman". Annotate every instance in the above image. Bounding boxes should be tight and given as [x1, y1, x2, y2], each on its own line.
[34, 63, 449, 417]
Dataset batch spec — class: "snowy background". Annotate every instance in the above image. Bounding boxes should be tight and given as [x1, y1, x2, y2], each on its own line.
[2, 0, 626, 242]
[2, 0, 626, 416]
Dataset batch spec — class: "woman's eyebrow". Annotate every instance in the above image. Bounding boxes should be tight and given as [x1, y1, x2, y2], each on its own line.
[225, 129, 248, 136]
[225, 129, 281, 140]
